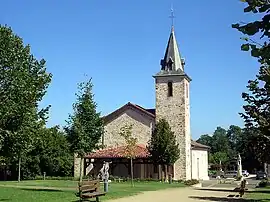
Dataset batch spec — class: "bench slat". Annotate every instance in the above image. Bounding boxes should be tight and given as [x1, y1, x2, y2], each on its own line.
[80, 185, 98, 192]
[80, 180, 100, 186]
[81, 192, 106, 198]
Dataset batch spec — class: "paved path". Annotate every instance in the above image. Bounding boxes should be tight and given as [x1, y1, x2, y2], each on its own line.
[107, 187, 242, 202]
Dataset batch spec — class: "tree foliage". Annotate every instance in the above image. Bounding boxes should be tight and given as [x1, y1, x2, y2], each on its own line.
[197, 134, 213, 149]
[232, 0, 270, 142]
[65, 78, 104, 182]
[13, 126, 73, 180]
[210, 152, 229, 165]
[197, 125, 262, 171]
[119, 124, 138, 159]
[35, 126, 73, 177]
[148, 119, 180, 166]
[211, 127, 230, 154]
[119, 124, 138, 187]
[0, 25, 52, 181]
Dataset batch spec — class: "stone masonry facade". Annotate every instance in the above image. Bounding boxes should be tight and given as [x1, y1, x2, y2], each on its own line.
[155, 76, 191, 180]
[103, 108, 155, 147]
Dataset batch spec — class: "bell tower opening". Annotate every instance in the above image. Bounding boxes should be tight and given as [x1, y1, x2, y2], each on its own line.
[168, 82, 173, 97]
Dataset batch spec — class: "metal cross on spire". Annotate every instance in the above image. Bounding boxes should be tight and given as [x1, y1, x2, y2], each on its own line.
[169, 4, 175, 28]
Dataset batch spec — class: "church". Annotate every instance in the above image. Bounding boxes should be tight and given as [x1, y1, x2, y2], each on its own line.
[74, 25, 209, 181]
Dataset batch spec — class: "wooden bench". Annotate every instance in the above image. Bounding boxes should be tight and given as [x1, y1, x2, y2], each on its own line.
[76, 180, 106, 202]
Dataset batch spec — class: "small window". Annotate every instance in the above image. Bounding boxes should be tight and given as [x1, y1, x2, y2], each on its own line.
[168, 82, 173, 97]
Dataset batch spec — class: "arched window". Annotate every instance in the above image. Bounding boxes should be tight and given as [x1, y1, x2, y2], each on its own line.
[168, 82, 173, 97]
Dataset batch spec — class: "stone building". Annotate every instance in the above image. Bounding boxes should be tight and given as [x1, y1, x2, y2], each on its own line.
[74, 26, 209, 181]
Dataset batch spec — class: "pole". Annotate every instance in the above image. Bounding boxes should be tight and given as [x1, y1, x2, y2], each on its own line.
[104, 178, 108, 192]
[169, 174, 172, 184]
[18, 155, 21, 182]
[131, 158, 134, 187]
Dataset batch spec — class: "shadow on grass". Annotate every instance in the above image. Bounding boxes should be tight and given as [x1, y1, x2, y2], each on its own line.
[72, 200, 100, 202]
[0, 199, 11, 201]
[199, 188, 270, 194]
[189, 196, 263, 201]
[19, 188, 64, 192]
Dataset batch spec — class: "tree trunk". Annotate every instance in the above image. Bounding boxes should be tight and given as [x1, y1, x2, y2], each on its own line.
[158, 164, 161, 180]
[79, 157, 83, 183]
[18, 155, 21, 182]
[165, 164, 168, 182]
[130, 158, 134, 187]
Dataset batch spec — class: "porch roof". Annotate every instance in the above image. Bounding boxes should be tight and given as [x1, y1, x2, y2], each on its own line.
[85, 144, 149, 159]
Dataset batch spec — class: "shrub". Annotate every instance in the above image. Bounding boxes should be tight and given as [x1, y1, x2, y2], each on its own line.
[208, 170, 217, 175]
[184, 179, 199, 186]
[258, 179, 269, 187]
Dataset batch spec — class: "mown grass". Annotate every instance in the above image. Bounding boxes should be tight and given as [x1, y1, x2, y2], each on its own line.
[245, 187, 270, 202]
[0, 180, 78, 188]
[0, 180, 185, 202]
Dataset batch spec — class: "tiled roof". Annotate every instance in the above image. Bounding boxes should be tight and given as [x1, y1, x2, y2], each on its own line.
[85, 144, 149, 159]
[102, 102, 155, 124]
[191, 140, 210, 149]
[86, 141, 209, 159]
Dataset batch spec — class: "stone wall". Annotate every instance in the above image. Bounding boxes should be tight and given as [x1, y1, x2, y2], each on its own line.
[155, 75, 191, 180]
[104, 108, 155, 147]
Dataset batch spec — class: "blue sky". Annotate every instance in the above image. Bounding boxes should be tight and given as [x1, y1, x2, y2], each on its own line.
[1, 0, 259, 139]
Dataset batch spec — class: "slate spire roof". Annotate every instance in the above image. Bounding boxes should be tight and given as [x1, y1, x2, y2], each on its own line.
[160, 26, 185, 73]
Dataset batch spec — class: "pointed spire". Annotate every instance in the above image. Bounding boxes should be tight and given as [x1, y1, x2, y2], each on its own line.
[160, 27, 184, 73]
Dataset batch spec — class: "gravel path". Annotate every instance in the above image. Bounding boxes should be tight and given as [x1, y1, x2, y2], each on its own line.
[107, 187, 242, 202]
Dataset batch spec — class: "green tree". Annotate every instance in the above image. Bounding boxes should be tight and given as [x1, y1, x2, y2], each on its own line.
[148, 119, 180, 181]
[226, 125, 243, 157]
[211, 152, 229, 166]
[5, 125, 73, 180]
[0, 25, 52, 182]
[119, 124, 137, 187]
[35, 126, 73, 177]
[197, 134, 213, 149]
[65, 78, 104, 183]
[232, 1, 270, 143]
[211, 127, 230, 154]
[243, 128, 270, 165]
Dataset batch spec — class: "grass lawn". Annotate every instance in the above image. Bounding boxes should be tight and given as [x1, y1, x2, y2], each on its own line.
[245, 187, 270, 202]
[0, 180, 185, 202]
[0, 180, 78, 188]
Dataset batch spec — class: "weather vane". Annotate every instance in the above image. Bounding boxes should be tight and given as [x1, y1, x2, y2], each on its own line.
[169, 4, 175, 27]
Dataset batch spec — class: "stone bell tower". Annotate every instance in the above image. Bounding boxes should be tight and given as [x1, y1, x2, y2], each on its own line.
[153, 26, 192, 180]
